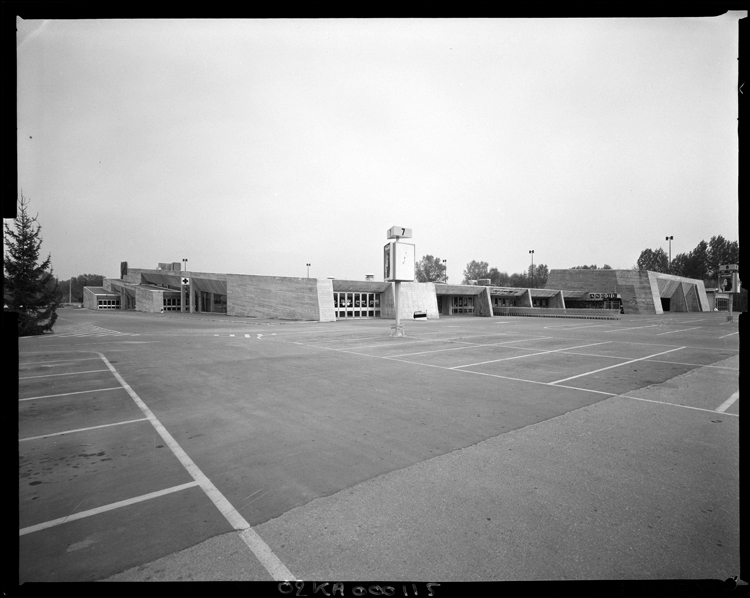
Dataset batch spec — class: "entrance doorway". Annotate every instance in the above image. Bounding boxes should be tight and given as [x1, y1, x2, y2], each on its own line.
[334, 292, 382, 319]
[661, 298, 670, 311]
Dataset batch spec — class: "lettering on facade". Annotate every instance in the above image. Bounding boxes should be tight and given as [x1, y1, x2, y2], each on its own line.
[588, 293, 620, 300]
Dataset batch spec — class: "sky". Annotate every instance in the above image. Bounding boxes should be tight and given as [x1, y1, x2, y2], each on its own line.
[14, 16, 744, 283]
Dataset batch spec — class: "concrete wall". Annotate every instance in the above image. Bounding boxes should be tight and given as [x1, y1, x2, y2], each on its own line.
[82, 287, 98, 310]
[548, 269, 658, 314]
[549, 291, 565, 308]
[315, 278, 337, 322]
[381, 282, 440, 319]
[135, 286, 164, 313]
[227, 274, 324, 321]
[474, 287, 493, 317]
[547, 269, 709, 314]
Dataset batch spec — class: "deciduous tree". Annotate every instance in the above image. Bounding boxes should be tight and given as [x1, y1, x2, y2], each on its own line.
[636, 248, 669, 273]
[462, 260, 489, 284]
[415, 255, 447, 283]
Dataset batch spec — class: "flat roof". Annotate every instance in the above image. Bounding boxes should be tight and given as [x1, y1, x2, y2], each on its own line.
[85, 287, 118, 296]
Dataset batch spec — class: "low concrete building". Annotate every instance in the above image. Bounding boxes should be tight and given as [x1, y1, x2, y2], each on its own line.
[87, 263, 710, 321]
[546, 269, 709, 314]
[82, 286, 121, 310]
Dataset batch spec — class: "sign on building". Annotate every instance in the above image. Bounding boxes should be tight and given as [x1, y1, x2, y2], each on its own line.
[589, 293, 621, 300]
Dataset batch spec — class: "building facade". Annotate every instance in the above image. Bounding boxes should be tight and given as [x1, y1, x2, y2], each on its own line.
[86, 263, 711, 320]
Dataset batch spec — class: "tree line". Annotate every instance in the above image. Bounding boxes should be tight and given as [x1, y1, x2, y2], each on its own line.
[636, 236, 739, 288]
[57, 274, 106, 303]
[414, 255, 549, 288]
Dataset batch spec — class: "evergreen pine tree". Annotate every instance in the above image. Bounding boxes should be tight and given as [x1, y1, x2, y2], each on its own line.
[4, 194, 60, 335]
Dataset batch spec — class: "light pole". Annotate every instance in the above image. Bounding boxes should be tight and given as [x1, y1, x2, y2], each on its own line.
[306, 263, 311, 278]
[182, 259, 188, 313]
[665, 236, 673, 271]
[529, 250, 534, 288]
[442, 259, 447, 283]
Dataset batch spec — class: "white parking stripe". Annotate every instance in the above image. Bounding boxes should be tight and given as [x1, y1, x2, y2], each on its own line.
[96, 352, 296, 581]
[604, 324, 661, 332]
[391, 336, 555, 358]
[716, 391, 739, 413]
[549, 347, 685, 385]
[19, 357, 102, 367]
[19, 369, 109, 380]
[19, 387, 123, 402]
[619, 394, 739, 417]
[656, 327, 700, 335]
[452, 341, 611, 369]
[19, 481, 200, 536]
[719, 331, 739, 338]
[19, 418, 149, 441]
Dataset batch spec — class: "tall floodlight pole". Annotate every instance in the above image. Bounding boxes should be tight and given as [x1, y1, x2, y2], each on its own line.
[69, 276, 73, 304]
[442, 259, 447, 283]
[529, 250, 535, 288]
[306, 263, 311, 278]
[665, 236, 673, 270]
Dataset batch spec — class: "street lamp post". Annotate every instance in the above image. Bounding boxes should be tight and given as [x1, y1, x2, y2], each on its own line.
[665, 236, 673, 270]
[306, 263, 311, 278]
[529, 250, 534, 288]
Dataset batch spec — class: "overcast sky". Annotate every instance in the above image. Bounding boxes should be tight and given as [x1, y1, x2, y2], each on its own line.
[15, 16, 743, 282]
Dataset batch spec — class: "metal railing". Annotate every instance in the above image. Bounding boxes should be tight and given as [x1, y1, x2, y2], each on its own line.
[493, 307, 621, 319]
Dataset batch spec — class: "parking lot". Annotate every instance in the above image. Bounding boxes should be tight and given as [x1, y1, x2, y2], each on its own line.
[18, 309, 740, 582]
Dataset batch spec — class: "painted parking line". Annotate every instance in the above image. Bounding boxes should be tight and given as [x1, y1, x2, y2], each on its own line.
[390, 336, 555, 358]
[95, 352, 296, 582]
[19, 369, 110, 380]
[19, 417, 149, 442]
[618, 394, 739, 417]
[19, 481, 200, 536]
[719, 331, 739, 338]
[656, 327, 701, 336]
[549, 347, 685, 385]
[604, 324, 661, 333]
[290, 336, 734, 420]
[19, 387, 123, 402]
[19, 357, 103, 367]
[543, 323, 613, 330]
[550, 352, 739, 371]
[451, 341, 611, 369]
[716, 391, 739, 413]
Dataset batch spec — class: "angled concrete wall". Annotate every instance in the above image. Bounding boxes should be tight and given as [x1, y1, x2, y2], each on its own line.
[382, 282, 440, 319]
[315, 278, 337, 322]
[474, 287, 494, 317]
[227, 274, 325, 321]
[548, 269, 708, 314]
[135, 286, 165, 313]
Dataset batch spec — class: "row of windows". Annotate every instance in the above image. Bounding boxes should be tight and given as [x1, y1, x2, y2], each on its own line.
[163, 297, 182, 311]
[334, 292, 381, 319]
[97, 299, 120, 309]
